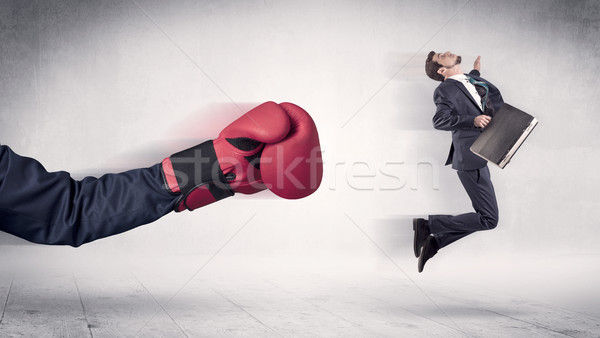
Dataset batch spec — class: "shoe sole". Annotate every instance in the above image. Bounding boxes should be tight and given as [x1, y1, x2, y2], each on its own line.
[418, 245, 425, 273]
[413, 218, 420, 258]
[418, 238, 438, 273]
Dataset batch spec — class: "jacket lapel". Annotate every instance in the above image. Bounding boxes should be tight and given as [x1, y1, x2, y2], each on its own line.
[446, 77, 482, 111]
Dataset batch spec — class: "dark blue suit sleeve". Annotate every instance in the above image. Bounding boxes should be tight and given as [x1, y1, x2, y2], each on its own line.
[0, 145, 178, 247]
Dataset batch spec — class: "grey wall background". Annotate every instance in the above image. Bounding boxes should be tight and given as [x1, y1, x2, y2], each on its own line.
[0, 0, 599, 260]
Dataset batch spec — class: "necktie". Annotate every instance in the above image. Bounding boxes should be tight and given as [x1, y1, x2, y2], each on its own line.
[468, 76, 490, 112]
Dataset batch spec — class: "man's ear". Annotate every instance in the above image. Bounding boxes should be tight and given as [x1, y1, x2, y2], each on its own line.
[437, 67, 445, 76]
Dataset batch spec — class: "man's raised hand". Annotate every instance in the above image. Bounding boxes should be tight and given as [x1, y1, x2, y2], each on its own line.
[473, 56, 481, 71]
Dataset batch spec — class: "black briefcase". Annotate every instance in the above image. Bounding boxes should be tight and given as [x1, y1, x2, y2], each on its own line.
[470, 103, 538, 169]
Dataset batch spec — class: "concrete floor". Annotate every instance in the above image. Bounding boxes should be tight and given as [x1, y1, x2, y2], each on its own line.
[1, 248, 599, 337]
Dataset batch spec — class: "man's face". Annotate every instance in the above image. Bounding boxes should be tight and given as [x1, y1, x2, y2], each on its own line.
[433, 51, 462, 69]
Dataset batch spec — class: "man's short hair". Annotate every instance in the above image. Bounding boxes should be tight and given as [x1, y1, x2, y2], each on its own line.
[425, 51, 444, 82]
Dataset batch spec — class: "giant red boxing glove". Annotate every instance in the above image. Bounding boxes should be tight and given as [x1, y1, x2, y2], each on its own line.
[261, 102, 322, 199]
[161, 101, 322, 212]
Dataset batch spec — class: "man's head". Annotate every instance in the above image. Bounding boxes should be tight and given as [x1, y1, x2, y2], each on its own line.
[425, 51, 462, 81]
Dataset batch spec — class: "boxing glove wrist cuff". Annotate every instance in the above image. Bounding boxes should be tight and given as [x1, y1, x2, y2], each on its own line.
[161, 141, 234, 212]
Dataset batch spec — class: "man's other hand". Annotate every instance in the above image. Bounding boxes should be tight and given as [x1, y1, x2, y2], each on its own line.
[474, 115, 491, 128]
[473, 56, 481, 71]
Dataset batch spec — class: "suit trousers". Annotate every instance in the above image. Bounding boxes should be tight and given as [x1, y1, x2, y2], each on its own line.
[0, 145, 178, 247]
[428, 165, 499, 248]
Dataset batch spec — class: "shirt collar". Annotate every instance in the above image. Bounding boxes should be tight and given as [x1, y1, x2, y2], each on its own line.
[448, 73, 469, 82]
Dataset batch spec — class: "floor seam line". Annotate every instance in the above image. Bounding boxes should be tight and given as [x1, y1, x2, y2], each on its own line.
[0, 277, 13, 326]
[209, 283, 284, 337]
[134, 275, 189, 338]
[72, 275, 94, 338]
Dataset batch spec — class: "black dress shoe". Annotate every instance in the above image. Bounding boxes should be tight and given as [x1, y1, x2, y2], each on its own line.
[418, 236, 439, 273]
[413, 218, 430, 258]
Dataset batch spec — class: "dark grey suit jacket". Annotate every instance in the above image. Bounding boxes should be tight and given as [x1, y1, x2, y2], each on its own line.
[432, 69, 504, 171]
[0, 145, 177, 247]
